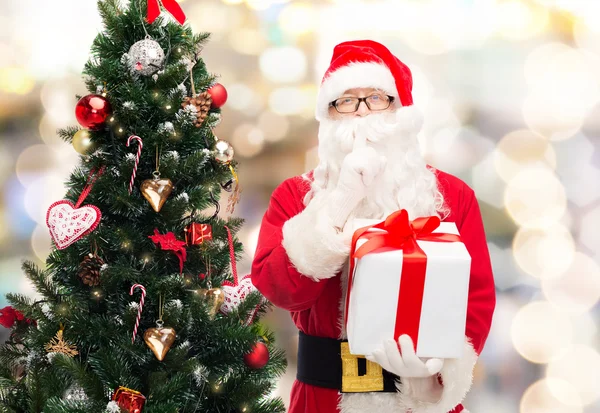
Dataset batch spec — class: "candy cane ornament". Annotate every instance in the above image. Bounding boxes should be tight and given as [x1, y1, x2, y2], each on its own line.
[126, 135, 143, 194]
[130, 283, 147, 344]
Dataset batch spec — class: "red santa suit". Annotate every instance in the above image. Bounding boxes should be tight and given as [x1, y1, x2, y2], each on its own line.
[251, 40, 496, 413]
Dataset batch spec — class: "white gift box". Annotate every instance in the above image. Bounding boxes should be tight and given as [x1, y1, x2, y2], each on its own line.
[346, 218, 471, 359]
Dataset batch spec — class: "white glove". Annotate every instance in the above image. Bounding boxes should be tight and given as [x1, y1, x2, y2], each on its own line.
[337, 146, 386, 193]
[366, 335, 444, 378]
[327, 146, 386, 229]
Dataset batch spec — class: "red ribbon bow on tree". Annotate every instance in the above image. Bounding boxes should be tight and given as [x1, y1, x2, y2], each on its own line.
[149, 229, 187, 273]
[345, 209, 462, 349]
[147, 0, 186, 25]
[0, 306, 34, 328]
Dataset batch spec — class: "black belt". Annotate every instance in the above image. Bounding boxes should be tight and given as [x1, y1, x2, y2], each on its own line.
[297, 331, 399, 393]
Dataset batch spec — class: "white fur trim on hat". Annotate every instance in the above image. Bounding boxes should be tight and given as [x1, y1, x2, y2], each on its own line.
[316, 62, 399, 121]
[394, 104, 424, 134]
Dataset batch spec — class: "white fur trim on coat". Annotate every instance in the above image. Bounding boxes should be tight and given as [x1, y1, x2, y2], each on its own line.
[396, 338, 478, 413]
[281, 193, 350, 280]
[316, 62, 399, 121]
[339, 338, 477, 413]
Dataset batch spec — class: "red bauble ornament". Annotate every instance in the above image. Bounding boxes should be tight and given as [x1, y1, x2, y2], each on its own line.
[112, 386, 146, 413]
[75, 94, 112, 130]
[244, 342, 269, 369]
[207, 83, 228, 109]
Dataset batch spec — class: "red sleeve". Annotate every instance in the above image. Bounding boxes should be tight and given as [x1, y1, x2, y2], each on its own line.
[458, 187, 496, 355]
[251, 179, 329, 312]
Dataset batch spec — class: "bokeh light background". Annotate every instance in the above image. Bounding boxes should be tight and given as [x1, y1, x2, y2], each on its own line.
[1, 0, 600, 411]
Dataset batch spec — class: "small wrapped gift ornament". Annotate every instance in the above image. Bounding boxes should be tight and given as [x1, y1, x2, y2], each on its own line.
[345, 209, 471, 359]
[185, 223, 212, 245]
[112, 386, 146, 413]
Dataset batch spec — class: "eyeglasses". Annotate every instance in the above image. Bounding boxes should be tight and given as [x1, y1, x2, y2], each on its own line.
[329, 93, 395, 113]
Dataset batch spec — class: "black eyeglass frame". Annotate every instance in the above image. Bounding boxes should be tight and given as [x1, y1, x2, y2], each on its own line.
[329, 94, 395, 113]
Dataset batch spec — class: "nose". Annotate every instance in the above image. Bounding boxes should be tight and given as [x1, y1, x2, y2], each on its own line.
[354, 100, 370, 117]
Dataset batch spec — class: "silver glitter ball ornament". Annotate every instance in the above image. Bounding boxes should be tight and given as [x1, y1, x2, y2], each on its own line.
[128, 38, 165, 76]
[63, 383, 88, 402]
[214, 140, 234, 164]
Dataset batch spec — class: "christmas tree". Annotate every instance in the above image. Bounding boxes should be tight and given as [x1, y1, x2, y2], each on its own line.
[0, 1, 286, 412]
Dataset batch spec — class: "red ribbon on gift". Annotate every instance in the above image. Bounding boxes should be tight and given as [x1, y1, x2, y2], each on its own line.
[147, 0, 186, 25]
[345, 209, 462, 350]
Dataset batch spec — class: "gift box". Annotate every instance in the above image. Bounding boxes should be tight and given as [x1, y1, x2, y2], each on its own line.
[184, 223, 212, 245]
[112, 386, 146, 413]
[345, 210, 471, 359]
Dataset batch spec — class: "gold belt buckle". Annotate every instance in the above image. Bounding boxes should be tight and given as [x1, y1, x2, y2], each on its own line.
[340, 342, 384, 392]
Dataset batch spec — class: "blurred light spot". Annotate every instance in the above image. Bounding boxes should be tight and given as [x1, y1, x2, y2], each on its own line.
[420, 98, 461, 145]
[554, 155, 600, 207]
[0, 67, 35, 95]
[488, 243, 526, 291]
[232, 123, 265, 158]
[188, 2, 242, 34]
[258, 110, 290, 142]
[222, 0, 244, 4]
[245, 0, 290, 10]
[246, 225, 261, 257]
[520, 379, 582, 413]
[40, 77, 82, 126]
[268, 87, 312, 115]
[401, 29, 449, 56]
[524, 43, 571, 87]
[38, 114, 65, 146]
[574, 15, 600, 56]
[523, 45, 600, 141]
[546, 345, 600, 406]
[0, 207, 8, 244]
[511, 301, 573, 364]
[227, 83, 256, 111]
[495, 1, 548, 40]
[278, 3, 317, 35]
[410, 67, 435, 110]
[570, 312, 597, 346]
[31, 224, 52, 262]
[24, 175, 68, 225]
[0, 144, 14, 187]
[579, 207, 600, 257]
[426, 127, 494, 175]
[16, 145, 59, 187]
[523, 94, 584, 142]
[512, 224, 575, 280]
[504, 166, 566, 228]
[305, 145, 319, 172]
[471, 153, 506, 209]
[494, 129, 556, 184]
[229, 28, 267, 55]
[398, 1, 496, 54]
[541, 252, 600, 314]
[260, 47, 307, 83]
[299, 84, 318, 119]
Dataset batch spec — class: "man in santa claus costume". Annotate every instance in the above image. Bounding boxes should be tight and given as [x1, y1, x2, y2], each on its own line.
[251, 40, 496, 413]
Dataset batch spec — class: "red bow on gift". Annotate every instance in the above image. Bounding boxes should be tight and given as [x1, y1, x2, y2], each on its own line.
[147, 0, 186, 25]
[149, 229, 187, 273]
[345, 209, 462, 350]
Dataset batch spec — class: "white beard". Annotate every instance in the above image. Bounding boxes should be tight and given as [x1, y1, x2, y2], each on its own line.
[306, 107, 448, 221]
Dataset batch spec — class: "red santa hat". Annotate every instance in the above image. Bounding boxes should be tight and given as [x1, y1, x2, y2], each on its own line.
[316, 40, 415, 121]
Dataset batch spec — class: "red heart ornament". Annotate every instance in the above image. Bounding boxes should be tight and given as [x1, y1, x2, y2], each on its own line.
[46, 200, 101, 250]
